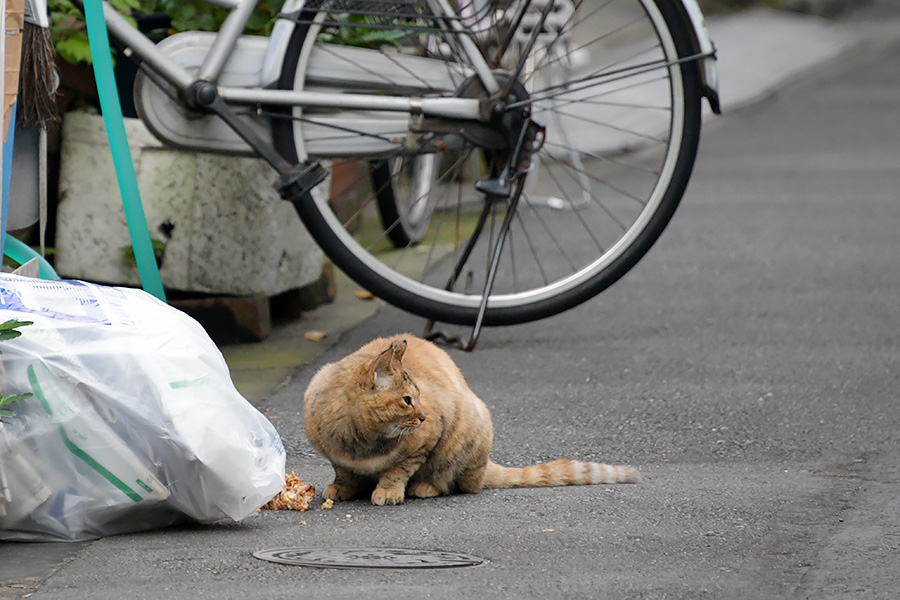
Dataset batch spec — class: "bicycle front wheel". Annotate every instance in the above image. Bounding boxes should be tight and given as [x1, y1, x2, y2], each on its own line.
[273, 0, 704, 326]
[372, 154, 440, 247]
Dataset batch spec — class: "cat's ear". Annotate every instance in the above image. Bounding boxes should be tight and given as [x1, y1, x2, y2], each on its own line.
[372, 339, 407, 390]
[391, 339, 408, 363]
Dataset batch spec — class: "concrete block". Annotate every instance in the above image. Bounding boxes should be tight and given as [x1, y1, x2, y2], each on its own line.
[55, 111, 325, 297]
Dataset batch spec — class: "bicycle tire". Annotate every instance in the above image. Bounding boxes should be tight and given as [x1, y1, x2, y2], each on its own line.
[273, 0, 704, 326]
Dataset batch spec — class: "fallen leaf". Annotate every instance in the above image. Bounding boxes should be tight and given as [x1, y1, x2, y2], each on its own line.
[304, 330, 328, 342]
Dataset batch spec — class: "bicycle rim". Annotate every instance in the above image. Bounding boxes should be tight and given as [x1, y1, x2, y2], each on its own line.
[273, 0, 703, 326]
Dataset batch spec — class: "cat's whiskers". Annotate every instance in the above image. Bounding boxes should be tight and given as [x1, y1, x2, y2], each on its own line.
[393, 422, 422, 441]
[386, 423, 416, 439]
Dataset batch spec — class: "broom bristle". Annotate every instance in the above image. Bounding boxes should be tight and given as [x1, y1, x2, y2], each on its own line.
[17, 23, 60, 129]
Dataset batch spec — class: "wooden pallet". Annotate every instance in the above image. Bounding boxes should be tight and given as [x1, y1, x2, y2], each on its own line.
[171, 263, 336, 344]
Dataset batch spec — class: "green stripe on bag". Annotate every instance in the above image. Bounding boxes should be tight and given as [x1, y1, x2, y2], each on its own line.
[27, 364, 143, 503]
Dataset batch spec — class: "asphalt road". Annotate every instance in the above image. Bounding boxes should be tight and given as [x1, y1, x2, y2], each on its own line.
[5, 13, 900, 600]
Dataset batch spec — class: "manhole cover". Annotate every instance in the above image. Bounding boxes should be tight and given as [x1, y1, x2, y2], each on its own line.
[252, 547, 483, 569]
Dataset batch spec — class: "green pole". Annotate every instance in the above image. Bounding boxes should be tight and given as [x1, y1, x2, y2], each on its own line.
[82, 0, 166, 301]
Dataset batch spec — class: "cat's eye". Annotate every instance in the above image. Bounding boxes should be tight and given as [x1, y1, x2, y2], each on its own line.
[402, 395, 413, 406]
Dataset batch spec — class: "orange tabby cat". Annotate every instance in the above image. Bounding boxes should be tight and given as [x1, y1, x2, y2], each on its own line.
[304, 334, 639, 506]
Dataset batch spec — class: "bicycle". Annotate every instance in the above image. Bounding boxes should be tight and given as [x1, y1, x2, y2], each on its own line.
[81, 0, 720, 348]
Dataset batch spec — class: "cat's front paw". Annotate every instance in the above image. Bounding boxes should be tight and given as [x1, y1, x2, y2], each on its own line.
[323, 483, 355, 501]
[371, 487, 405, 506]
[407, 481, 442, 498]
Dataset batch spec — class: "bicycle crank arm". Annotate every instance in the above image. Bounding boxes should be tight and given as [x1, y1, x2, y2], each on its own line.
[188, 80, 326, 202]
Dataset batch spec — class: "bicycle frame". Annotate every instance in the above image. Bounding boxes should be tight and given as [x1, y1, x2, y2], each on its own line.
[91, 0, 489, 121]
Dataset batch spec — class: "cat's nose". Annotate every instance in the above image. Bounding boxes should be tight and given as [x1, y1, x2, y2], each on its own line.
[417, 412, 426, 423]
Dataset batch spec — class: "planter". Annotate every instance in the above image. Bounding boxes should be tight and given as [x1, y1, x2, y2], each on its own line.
[55, 111, 326, 297]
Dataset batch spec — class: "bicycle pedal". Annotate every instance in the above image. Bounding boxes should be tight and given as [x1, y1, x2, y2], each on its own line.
[274, 160, 328, 201]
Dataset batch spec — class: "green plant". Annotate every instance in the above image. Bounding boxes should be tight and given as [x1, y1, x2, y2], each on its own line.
[317, 12, 413, 49]
[48, 0, 285, 65]
[0, 320, 34, 423]
[119, 237, 167, 268]
[0, 393, 32, 423]
[49, 0, 141, 64]
[152, 0, 283, 34]
[0, 319, 32, 347]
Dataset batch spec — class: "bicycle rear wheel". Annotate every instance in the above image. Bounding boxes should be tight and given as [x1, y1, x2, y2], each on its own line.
[273, 0, 704, 326]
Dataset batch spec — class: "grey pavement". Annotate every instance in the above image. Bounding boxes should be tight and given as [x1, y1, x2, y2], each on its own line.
[4, 1, 900, 598]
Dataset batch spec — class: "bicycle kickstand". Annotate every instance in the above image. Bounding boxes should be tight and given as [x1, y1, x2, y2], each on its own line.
[425, 110, 541, 351]
[424, 177, 524, 352]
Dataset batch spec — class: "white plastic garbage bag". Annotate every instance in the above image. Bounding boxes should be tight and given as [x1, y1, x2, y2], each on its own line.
[0, 274, 286, 541]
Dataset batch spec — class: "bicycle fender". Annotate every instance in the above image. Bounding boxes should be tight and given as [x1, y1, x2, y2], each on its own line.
[674, 0, 722, 114]
[261, 0, 308, 87]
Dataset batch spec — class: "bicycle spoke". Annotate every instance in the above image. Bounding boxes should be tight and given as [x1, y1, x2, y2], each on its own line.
[542, 162, 618, 244]
[312, 43, 441, 91]
[512, 205, 551, 287]
[541, 145, 651, 207]
[538, 72, 673, 112]
[545, 105, 668, 145]
[519, 192, 578, 272]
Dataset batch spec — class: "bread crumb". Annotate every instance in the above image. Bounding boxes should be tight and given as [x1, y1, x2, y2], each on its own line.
[321, 498, 334, 510]
[354, 289, 375, 300]
[304, 330, 328, 342]
[262, 473, 315, 511]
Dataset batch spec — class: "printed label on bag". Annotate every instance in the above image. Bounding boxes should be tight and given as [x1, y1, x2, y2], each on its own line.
[0, 277, 112, 325]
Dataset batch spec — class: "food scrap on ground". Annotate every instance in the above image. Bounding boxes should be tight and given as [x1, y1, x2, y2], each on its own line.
[304, 330, 328, 342]
[353, 289, 375, 301]
[321, 498, 334, 510]
[262, 473, 315, 511]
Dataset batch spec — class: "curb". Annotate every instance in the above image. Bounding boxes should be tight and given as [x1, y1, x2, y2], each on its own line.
[705, 7, 861, 117]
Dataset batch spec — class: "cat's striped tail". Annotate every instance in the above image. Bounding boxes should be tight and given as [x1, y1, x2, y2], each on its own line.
[482, 459, 640, 489]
